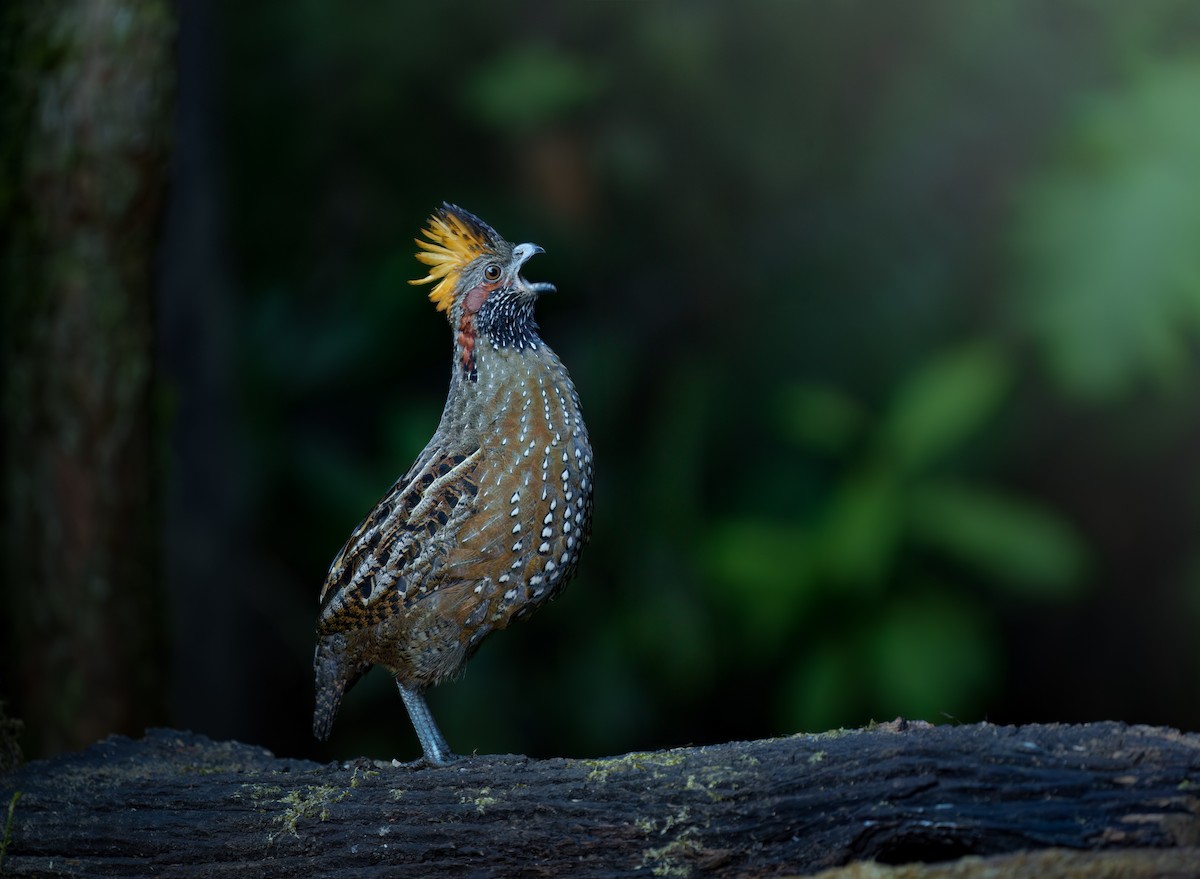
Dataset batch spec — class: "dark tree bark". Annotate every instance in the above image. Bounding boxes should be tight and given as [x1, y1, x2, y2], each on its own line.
[2, 722, 1199, 877]
[0, 0, 175, 756]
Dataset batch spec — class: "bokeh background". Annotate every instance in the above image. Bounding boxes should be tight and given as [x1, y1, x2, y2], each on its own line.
[4, 0, 1200, 763]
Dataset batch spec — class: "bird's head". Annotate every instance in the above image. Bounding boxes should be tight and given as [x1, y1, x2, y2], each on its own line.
[410, 204, 555, 378]
[410, 203, 553, 329]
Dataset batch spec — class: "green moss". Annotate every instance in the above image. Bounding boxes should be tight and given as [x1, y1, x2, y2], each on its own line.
[250, 766, 380, 838]
[683, 773, 724, 803]
[268, 784, 348, 841]
[579, 749, 689, 783]
[635, 804, 713, 877]
[640, 827, 706, 878]
[241, 783, 283, 805]
[461, 785, 499, 813]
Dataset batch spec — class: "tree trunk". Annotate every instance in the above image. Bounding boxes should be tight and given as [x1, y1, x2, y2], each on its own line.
[2, 722, 1198, 877]
[0, 0, 175, 756]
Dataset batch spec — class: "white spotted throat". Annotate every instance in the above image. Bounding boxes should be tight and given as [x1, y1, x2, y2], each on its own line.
[312, 204, 593, 765]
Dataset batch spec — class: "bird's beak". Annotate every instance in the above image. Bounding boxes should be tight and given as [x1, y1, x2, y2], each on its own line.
[512, 243, 555, 295]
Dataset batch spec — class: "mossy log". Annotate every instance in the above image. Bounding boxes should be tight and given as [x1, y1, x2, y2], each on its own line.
[1, 721, 1198, 877]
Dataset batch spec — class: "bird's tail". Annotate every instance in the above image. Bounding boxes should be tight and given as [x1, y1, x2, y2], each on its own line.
[312, 635, 362, 741]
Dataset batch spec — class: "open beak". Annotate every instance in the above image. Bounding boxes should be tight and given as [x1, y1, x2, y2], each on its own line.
[512, 243, 555, 295]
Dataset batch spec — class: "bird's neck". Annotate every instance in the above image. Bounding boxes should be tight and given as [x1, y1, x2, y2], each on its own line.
[451, 295, 540, 384]
[442, 333, 579, 446]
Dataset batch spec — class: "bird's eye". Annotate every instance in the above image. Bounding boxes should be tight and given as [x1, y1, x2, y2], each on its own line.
[484, 264, 502, 282]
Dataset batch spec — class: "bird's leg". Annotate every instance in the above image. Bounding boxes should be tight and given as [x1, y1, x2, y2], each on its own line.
[397, 681, 455, 766]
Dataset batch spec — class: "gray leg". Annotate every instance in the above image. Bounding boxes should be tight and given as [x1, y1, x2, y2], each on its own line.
[397, 682, 455, 766]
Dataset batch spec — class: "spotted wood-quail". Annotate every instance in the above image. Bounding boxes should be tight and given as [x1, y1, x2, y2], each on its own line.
[312, 204, 593, 765]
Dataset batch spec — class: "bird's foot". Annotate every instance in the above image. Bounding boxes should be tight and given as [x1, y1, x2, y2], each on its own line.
[386, 752, 460, 770]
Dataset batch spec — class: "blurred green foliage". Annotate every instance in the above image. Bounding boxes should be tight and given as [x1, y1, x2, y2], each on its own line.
[708, 343, 1086, 730]
[463, 45, 606, 134]
[190, 0, 1200, 759]
[1013, 63, 1200, 400]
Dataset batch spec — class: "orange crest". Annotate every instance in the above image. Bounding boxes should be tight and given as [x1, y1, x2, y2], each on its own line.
[409, 204, 500, 313]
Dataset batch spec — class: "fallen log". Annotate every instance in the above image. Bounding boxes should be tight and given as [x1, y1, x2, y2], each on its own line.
[1, 721, 1198, 877]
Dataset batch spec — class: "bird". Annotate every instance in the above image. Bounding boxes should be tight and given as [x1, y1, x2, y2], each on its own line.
[312, 203, 593, 765]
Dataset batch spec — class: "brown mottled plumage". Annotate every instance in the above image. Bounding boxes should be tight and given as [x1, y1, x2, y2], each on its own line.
[313, 204, 593, 765]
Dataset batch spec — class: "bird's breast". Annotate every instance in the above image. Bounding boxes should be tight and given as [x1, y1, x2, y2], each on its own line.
[438, 344, 594, 629]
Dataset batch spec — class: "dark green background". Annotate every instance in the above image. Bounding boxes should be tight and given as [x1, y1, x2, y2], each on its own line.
[156, 0, 1200, 762]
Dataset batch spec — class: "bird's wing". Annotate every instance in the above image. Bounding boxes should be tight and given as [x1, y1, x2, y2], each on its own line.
[317, 447, 484, 629]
